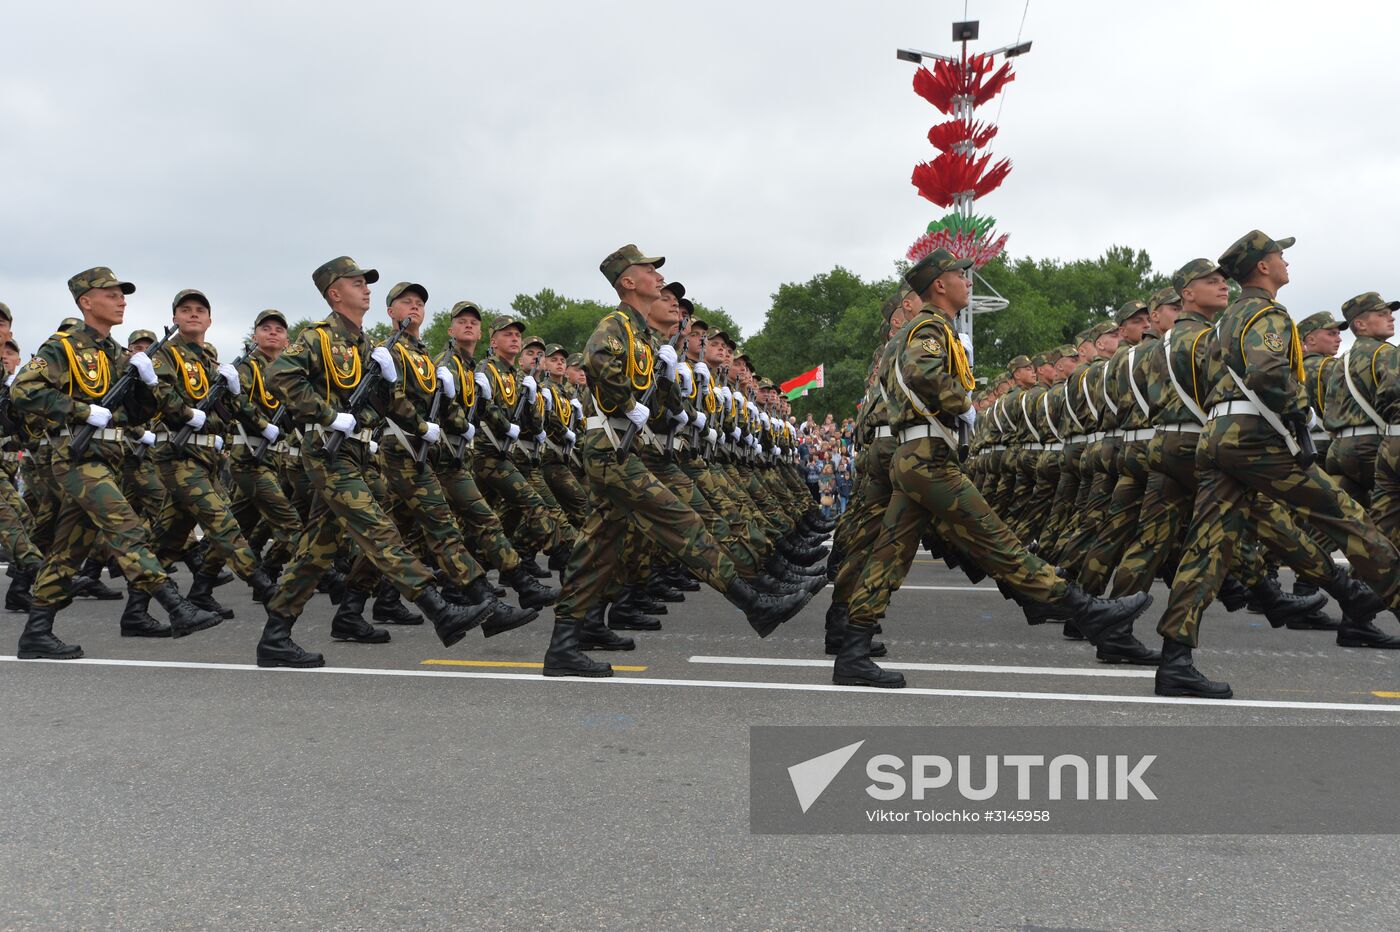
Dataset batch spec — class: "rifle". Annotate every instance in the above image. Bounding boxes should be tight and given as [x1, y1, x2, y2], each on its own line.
[618, 320, 687, 462]
[412, 375, 443, 465]
[501, 356, 541, 456]
[324, 318, 411, 458]
[70, 324, 178, 458]
[172, 341, 255, 452]
[663, 314, 692, 456]
[251, 406, 288, 466]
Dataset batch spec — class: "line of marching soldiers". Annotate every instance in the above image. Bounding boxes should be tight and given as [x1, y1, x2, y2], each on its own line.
[826, 230, 1400, 699]
[0, 249, 831, 674]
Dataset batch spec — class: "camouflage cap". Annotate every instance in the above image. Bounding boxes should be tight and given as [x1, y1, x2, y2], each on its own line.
[544, 343, 567, 357]
[1090, 320, 1119, 341]
[758, 377, 776, 391]
[3, 338, 17, 353]
[904, 248, 973, 296]
[450, 300, 482, 319]
[1007, 354, 1033, 372]
[1073, 328, 1094, 346]
[172, 288, 211, 312]
[127, 329, 158, 346]
[1031, 352, 1049, 368]
[1171, 258, 1224, 295]
[1055, 344, 1078, 361]
[711, 328, 737, 349]
[1218, 231, 1294, 281]
[1297, 310, 1343, 339]
[1148, 286, 1182, 311]
[59, 317, 83, 332]
[566, 352, 585, 368]
[689, 317, 710, 331]
[600, 244, 665, 286]
[254, 309, 288, 329]
[1341, 292, 1400, 325]
[662, 281, 686, 300]
[0, 302, 10, 322]
[522, 334, 546, 351]
[678, 297, 694, 314]
[312, 256, 379, 296]
[1113, 299, 1148, 324]
[490, 315, 526, 335]
[69, 267, 135, 301]
[386, 281, 428, 306]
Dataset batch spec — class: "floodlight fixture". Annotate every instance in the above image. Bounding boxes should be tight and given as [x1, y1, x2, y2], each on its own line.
[896, 48, 922, 64]
[951, 20, 980, 41]
[1004, 41, 1032, 58]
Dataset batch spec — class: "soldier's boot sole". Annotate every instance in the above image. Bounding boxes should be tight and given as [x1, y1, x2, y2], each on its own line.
[121, 623, 173, 638]
[1154, 679, 1234, 699]
[331, 627, 392, 644]
[832, 673, 905, 688]
[482, 607, 540, 638]
[17, 645, 84, 660]
[256, 653, 326, 669]
[543, 662, 614, 678]
[170, 613, 223, 639]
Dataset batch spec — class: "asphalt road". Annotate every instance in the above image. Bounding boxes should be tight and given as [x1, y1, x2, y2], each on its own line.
[3, 555, 1399, 930]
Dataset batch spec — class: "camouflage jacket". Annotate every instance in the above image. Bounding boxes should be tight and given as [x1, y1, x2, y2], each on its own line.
[1115, 333, 1157, 431]
[149, 333, 251, 445]
[435, 343, 480, 439]
[883, 310, 971, 433]
[583, 301, 681, 450]
[1099, 342, 1137, 432]
[1016, 382, 1050, 444]
[11, 322, 157, 465]
[1157, 311, 1216, 426]
[234, 348, 281, 436]
[539, 373, 579, 463]
[1080, 357, 1110, 433]
[378, 333, 444, 456]
[265, 310, 393, 453]
[1203, 287, 1308, 419]
[1033, 379, 1065, 443]
[1323, 335, 1397, 431]
[1062, 359, 1097, 437]
[1302, 351, 1339, 425]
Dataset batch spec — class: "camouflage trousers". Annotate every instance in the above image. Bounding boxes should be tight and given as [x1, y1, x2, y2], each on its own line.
[833, 438, 897, 604]
[22, 448, 63, 553]
[433, 453, 522, 575]
[721, 462, 777, 538]
[643, 450, 761, 578]
[1014, 449, 1062, 543]
[1040, 441, 1087, 557]
[267, 439, 437, 620]
[0, 470, 42, 572]
[848, 437, 1067, 627]
[474, 449, 568, 556]
[120, 450, 167, 533]
[542, 459, 589, 528]
[229, 452, 303, 568]
[152, 450, 260, 579]
[1158, 417, 1400, 647]
[1370, 437, 1400, 549]
[1077, 439, 1150, 593]
[697, 459, 773, 564]
[33, 443, 169, 606]
[1324, 435, 1379, 508]
[524, 464, 578, 543]
[999, 448, 1039, 537]
[555, 439, 738, 618]
[1058, 437, 1122, 573]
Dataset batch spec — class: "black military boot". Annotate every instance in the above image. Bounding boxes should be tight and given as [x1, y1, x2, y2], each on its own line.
[646, 572, 685, 603]
[152, 580, 223, 637]
[372, 578, 423, 624]
[5, 565, 34, 613]
[777, 539, 827, 567]
[621, 583, 668, 616]
[501, 564, 560, 610]
[120, 588, 171, 638]
[1094, 626, 1161, 665]
[1336, 615, 1400, 649]
[16, 604, 83, 660]
[724, 577, 811, 637]
[72, 571, 122, 601]
[608, 593, 662, 631]
[1246, 576, 1327, 628]
[825, 601, 885, 657]
[460, 577, 539, 638]
[825, 542, 843, 582]
[1045, 583, 1153, 646]
[1320, 565, 1386, 624]
[767, 554, 824, 579]
[415, 586, 496, 647]
[666, 563, 701, 592]
[331, 588, 391, 643]
[317, 567, 347, 604]
[542, 617, 614, 677]
[246, 566, 278, 605]
[256, 612, 325, 668]
[1216, 575, 1251, 612]
[1286, 580, 1341, 630]
[187, 570, 235, 620]
[755, 573, 824, 596]
[546, 545, 573, 574]
[519, 554, 551, 579]
[1154, 640, 1232, 698]
[581, 605, 637, 649]
[832, 623, 905, 688]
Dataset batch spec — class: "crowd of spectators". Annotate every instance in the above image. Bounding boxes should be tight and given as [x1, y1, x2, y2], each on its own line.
[796, 412, 855, 518]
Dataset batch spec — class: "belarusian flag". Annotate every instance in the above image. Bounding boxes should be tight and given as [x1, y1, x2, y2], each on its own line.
[781, 364, 824, 400]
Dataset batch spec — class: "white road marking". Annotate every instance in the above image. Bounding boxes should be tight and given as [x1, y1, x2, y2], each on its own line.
[688, 655, 1155, 678]
[2, 655, 1396, 713]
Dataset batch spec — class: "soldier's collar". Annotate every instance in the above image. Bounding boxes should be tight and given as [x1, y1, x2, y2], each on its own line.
[1239, 286, 1277, 302]
[329, 310, 363, 335]
[1176, 309, 1211, 324]
[617, 300, 652, 332]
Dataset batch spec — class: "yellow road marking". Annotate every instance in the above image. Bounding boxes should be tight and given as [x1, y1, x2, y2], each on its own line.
[1373, 691, 1400, 699]
[423, 659, 648, 672]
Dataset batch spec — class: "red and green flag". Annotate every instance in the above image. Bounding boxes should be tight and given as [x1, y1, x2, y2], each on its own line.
[780, 364, 824, 400]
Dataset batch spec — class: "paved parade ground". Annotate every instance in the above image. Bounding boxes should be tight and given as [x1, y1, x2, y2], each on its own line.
[4, 556, 1400, 930]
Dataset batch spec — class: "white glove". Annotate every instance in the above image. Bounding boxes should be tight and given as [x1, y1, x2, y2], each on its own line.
[759, 411, 772, 428]
[694, 412, 707, 431]
[958, 408, 976, 426]
[261, 424, 280, 443]
[369, 440, 380, 454]
[185, 408, 207, 432]
[330, 412, 356, 434]
[693, 361, 711, 383]
[570, 397, 583, 418]
[423, 422, 442, 444]
[437, 367, 455, 400]
[464, 423, 476, 443]
[506, 423, 520, 441]
[214, 435, 224, 451]
[139, 429, 156, 445]
[370, 346, 398, 383]
[541, 389, 553, 411]
[564, 429, 576, 445]
[657, 344, 679, 378]
[719, 386, 732, 405]
[521, 374, 538, 402]
[217, 363, 241, 395]
[128, 351, 157, 386]
[730, 426, 741, 441]
[670, 410, 689, 429]
[1307, 409, 1320, 430]
[706, 428, 717, 444]
[535, 432, 547, 445]
[771, 445, 780, 457]
[747, 401, 759, 420]
[676, 363, 694, 393]
[474, 371, 492, 400]
[625, 403, 651, 428]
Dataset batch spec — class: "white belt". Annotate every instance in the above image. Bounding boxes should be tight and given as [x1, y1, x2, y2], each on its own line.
[1105, 429, 1122, 439]
[1310, 431, 1330, 443]
[1121, 428, 1155, 442]
[1045, 442, 1064, 451]
[897, 422, 958, 449]
[1209, 400, 1261, 420]
[57, 427, 125, 441]
[151, 431, 220, 449]
[874, 426, 892, 439]
[1156, 422, 1203, 434]
[304, 422, 373, 443]
[585, 414, 630, 432]
[1336, 425, 1380, 438]
[1065, 434, 1087, 445]
[987, 444, 1007, 452]
[1085, 431, 1105, 443]
[1385, 426, 1400, 437]
[1024, 442, 1044, 452]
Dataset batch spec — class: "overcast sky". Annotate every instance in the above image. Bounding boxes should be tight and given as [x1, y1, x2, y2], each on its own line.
[4, 0, 1398, 357]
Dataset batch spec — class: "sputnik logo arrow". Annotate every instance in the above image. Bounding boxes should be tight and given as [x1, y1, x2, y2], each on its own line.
[787, 740, 865, 813]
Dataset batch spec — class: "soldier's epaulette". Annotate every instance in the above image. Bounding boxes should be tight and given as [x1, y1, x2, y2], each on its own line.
[305, 319, 330, 330]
